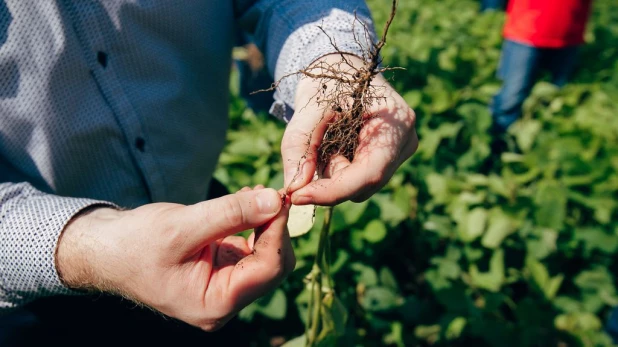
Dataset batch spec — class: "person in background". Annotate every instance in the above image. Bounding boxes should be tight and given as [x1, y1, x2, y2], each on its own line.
[490, 0, 594, 134]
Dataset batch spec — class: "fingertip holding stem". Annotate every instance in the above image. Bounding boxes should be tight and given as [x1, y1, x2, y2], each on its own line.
[277, 188, 292, 211]
[291, 192, 313, 206]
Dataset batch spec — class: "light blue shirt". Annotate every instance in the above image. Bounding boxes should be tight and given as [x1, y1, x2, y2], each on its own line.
[0, 0, 373, 310]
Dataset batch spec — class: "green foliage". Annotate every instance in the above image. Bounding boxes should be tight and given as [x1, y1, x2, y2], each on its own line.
[218, 0, 618, 345]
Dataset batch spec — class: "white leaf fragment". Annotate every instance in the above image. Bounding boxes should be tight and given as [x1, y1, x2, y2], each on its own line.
[287, 204, 316, 238]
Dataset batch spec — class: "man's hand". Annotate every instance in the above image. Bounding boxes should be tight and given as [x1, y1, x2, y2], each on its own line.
[56, 186, 294, 331]
[281, 54, 418, 205]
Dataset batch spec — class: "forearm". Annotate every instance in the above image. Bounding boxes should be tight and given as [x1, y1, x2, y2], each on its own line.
[56, 206, 123, 294]
[0, 182, 115, 311]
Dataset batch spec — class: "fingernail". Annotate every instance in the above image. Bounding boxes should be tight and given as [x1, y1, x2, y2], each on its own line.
[256, 189, 280, 214]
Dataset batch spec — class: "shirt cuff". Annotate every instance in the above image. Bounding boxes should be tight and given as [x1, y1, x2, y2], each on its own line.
[0, 183, 117, 310]
[270, 8, 376, 122]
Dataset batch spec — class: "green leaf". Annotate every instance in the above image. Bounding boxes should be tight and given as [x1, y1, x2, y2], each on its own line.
[371, 194, 407, 226]
[526, 229, 558, 260]
[481, 208, 518, 249]
[414, 325, 441, 341]
[526, 257, 563, 300]
[383, 321, 405, 347]
[403, 90, 422, 109]
[488, 174, 511, 198]
[555, 312, 602, 332]
[426, 173, 450, 204]
[574, 267, 615, 294]
[423, 214, 454, 238]
[281, 336, 306, 347]
[510, 119, 542, 152]
[533, 180, 567, 230]
[379, 267, 400, 292]
[255, 289, 287, 320]
[362, 220, 388, 243]
[360, 287, 403, 312]
[575, 227, 618, 256]
[351, 263, 378, 286]
[545, 275, 564, 301]
[574, 267, 618, 313]
[225, 136, 270, 157]
[425, 269, 452, 291]
[469, 249, 505, 292]
[458, 207, 487, 242]
[553, 296, 583, 313]
[445, 317, 467, 340]
[238, 302, 259, 321]
[431, 246, 462, 281]
[339, 199, 370, 225]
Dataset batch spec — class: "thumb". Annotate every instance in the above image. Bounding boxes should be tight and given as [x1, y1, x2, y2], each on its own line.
[181, 188, 282, 253]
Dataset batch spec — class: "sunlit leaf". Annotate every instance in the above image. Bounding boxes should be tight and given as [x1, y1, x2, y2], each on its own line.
[360, 287, 403, 312]
[481, 208, 518, 249]
[469, 249, 504, 292]
[288, 204, 316, 238]
[363, 220, 388, 243]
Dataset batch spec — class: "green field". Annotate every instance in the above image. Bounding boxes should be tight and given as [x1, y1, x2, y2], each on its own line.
[217, 0, 618, 345]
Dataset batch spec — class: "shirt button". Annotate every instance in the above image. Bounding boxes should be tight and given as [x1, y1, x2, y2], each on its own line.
[97, 51, 108, 68]
[135, 137, 146, 152]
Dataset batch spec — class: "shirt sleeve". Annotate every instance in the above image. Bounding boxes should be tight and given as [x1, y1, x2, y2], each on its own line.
[234, 0, 377, 122]
[0, 182, 116, 311]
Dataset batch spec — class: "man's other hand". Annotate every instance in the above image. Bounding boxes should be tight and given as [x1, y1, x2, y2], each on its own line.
[56, 186, 294, 331]
[281, 54, 418, 205]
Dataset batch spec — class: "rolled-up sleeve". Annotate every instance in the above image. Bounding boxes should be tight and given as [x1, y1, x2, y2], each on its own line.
[235, 0, 377, 120]
[0, 183, 115, 311]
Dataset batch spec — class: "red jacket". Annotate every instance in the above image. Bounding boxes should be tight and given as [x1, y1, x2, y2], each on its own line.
[504, 0, 593, 48]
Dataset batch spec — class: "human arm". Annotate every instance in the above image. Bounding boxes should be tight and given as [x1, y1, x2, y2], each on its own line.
[0, 182, 294, 331]
[55, 186, 294, 331]
[235, 1, 418, 205]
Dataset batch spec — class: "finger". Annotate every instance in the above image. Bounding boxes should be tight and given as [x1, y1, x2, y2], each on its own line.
[253, 184, 265, 190]
[181, 188, 282, 253]
[281, 102, 332, 193]
[227, 199, 294, 311]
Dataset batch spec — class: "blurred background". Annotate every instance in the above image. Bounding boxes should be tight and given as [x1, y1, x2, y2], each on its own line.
[222, 0, 618, 345]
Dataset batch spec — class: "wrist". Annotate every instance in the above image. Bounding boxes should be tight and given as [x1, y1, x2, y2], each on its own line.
[56, 205, 122, 292]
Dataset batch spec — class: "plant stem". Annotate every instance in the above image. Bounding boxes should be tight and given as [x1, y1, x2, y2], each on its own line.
[306, 206, 334, 346]
[315, 207, 332, 270]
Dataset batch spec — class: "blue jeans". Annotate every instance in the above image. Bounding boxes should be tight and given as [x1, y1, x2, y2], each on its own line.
[491, 40, 578, 132]
[480, 0, 506, 11]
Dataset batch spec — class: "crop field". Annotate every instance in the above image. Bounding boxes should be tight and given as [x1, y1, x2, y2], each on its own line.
[216, 0, 618, 345]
